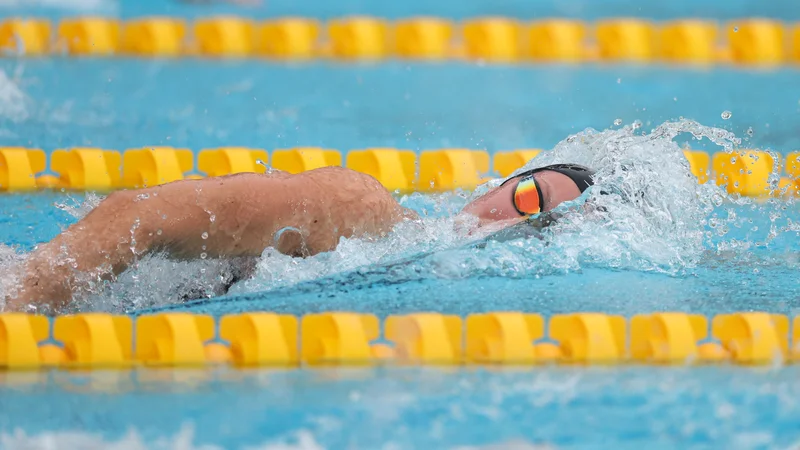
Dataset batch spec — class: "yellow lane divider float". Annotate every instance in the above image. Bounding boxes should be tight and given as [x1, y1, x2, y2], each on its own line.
[660, 20, 720, 63]
[0, 19, 51, 56]
[527, 20, 586, 62]
[1, 16, 799, 65]
[0, 147, 46, 191]
[121, 17, 186, 57]
[394, 17, 453, 60]
[0, 146, 798, 197]
[257, 18, 320, 59]
[55, 17, 120, 56]
[1, 311, 798, 369]
[595, 19, 657, 62]
[197, 147, 268, 177]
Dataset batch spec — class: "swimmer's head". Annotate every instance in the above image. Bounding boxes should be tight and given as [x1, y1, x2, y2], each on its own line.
[461, 164, 595, 227]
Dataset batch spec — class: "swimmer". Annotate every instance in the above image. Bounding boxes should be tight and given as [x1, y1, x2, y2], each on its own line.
[2, 163, 594, 312]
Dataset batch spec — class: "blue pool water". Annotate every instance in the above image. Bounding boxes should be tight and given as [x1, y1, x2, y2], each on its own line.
[2, 8, 800, 449]
[2, 366, 800, 449]
[1, 60, 798, 153]
[7, 0, 800, 21]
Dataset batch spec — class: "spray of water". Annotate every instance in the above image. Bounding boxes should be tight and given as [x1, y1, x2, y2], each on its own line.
[0, 68, 31, 123]
[1, 119, 798, 312]
[0, 425, 323, 450]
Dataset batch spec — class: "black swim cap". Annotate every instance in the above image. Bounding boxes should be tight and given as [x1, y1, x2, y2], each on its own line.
[535, 164, 595, 193]
[502, 163, 595, 193]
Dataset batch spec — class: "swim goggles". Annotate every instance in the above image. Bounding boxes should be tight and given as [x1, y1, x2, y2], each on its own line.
[512, 174, 544, 216]
[506, 164, 595, 217]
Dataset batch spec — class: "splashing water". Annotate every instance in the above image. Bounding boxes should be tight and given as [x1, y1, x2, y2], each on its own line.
[0, 425, 323, 450]
[0, 68, 31, 123]
[54, 192, 104, 220]
[2, 119, 798, 312]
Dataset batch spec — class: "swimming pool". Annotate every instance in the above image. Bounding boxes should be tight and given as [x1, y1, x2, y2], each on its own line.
[2, 6, 800, 450]
[1, 57, 799, 448]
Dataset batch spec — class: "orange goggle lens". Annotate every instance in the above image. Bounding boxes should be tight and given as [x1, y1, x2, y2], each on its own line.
[513, 176, 541, 215]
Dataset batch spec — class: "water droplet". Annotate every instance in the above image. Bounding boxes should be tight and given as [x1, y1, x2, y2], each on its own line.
[156, 229, 162, 235]
[733, 26, 739, 32]
[162, 214, 167, 220]
[721, 110, 732, 120]
[209, 214, 216, 223]
[746, 127, 754, 137]
[200, 252, 207, 259]
[202, 245, 207, 251]
[490, 208, 497, 214]
[616, 78, 621, 84]
[201, 232, 209, 240]
[613, 118, 622, 126]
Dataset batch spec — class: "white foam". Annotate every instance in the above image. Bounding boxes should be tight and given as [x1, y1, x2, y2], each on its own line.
[0, 244, 25, 310]
[0, 425, 324, 450]
[0, 68, 31, 123]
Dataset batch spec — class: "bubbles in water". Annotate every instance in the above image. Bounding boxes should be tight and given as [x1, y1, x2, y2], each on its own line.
[0, 69, 32, 123]
[721, 110, 732, 120]
[0, 426, 323, 450]
[54, 193, 103, 220]
[129, 218, 141, 255]
[256, 159, 280, 175]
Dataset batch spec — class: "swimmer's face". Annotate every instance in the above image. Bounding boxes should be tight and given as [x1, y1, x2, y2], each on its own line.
[460, 170, 582, 229]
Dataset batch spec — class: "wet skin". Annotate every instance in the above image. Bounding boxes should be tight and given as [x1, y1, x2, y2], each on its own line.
[3, 167, 582, 312]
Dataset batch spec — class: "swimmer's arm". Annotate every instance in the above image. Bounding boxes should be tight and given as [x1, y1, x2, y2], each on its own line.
[5, 174, 303, 312]
[6, 170, 409, 312]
